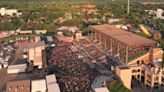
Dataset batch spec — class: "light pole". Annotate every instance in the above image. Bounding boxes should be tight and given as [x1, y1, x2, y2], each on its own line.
[127, 0, 130, 14]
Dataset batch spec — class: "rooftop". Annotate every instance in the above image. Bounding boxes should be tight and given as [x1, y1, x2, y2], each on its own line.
[94, 87, 110, 92]
[118, 66, 130, 69]
[26, 41, 45, 49]
[31, 79, 47, 92]
[89, 24, 156, 47]
[8, 64, 27, 70]
[46, 74, 57, 83]
[6, 80, 30, 92]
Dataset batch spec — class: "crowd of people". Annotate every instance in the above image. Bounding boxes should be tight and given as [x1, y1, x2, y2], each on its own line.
[47, 38, 111, 92]
[128, 47, 147, 61]
[49, 41, 95, 92]
[59, 75, 92, 92]
[74, 39, 91, 47]
[75, 39, 106, 61]
[0, 43, 4, 49]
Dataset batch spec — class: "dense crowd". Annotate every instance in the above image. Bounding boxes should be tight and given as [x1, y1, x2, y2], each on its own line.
[75, 39, 106, 61]
[128, 47, 147, 60]
[0, 44, 4, 49]
[48, 39, 110, 92]
[59, 75, 92, 92]
[49, 41, 95, 92]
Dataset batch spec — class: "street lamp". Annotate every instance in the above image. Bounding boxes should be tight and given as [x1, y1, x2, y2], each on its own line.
[127, 0, 130, 14]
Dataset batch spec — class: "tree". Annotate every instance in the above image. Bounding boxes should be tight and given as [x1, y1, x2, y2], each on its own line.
[11, 17, 21, 29]
[63, 30, 73, 37]
[107, 80, 132, 92]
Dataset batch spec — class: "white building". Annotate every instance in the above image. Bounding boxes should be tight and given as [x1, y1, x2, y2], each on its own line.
[35, 37, 41, 42]
[31, 79, 47, 92]
[156, 9, 164, 19]
[0, 7, 21, 16]
[157, 9, 163, 18]
[46, 74, 60, 92]
[7, 64, 27, 74]
[26, 41, 45, 69]
[46, 74, 57, 83]
[57, 26, 79, 33]
[35, 30, 47, 34]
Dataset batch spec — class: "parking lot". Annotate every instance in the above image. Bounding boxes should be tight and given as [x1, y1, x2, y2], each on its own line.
[0, 42, 16, 68]
[0, 41, 47, 92]
[0, 68, 47, 92]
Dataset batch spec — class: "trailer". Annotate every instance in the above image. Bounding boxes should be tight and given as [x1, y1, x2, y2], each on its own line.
[7, 64, 27, 74]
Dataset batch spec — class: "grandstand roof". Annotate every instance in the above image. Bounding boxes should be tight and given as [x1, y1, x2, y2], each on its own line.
[89, 24, 156, 47]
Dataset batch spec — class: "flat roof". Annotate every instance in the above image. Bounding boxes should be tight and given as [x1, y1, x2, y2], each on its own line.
[46, 74, 60, 92]
[8, 64, 27, 70]
[89, 24, 156, 47]
[94, 87, 109, 92]
[47, 83, 60, 92]
[31, 79, 47, 92]
[6, 80, 30, 92]
[46, 74, 57, 83]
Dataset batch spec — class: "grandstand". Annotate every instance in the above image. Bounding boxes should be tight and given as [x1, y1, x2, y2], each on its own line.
[89, 24, 157, 64]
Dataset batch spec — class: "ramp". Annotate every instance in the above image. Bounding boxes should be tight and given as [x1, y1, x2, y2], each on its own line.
[139, 25, 151, 36]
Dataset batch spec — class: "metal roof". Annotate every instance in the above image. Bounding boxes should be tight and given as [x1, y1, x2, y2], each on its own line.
[46, 74, 60, 92]
[89, 24, 156, 47]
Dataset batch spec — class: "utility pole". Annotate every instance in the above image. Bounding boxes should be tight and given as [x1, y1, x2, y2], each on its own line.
[127, 0, 130, 14]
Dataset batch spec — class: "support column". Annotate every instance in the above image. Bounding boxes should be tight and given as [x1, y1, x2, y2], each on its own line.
[104, 35, 107, 49]
[91, 30, 93, 41]
[89, 30, 92, 39]
[139, 74, 141, 82]
[159, 71, 162, 86]
[95, 30, 97, 42]
[125, 46, 129, 64]
[110, 38, 113, 55]
[151, 75, 154, 88]
[117, 43, 120, 60]
[97, 31, 100, 43]
[144, 70, 147, 86]
[100, 32, 102, 44]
